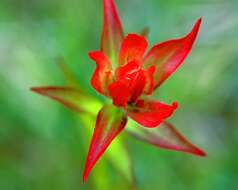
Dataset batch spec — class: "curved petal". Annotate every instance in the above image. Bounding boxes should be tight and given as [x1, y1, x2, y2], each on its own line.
[101, 0, 124, 63]
[89, 51, 113, 95]
[30, 86, 101, 115]
[127, 99, 178, 128]
[83, 104, 127, 182]
[108, 80, 130, 108]
[127, 122, 206, 157]
[129, 70, 147, 103]
[143, 66, 156, 95]
[143, 18, 202, 89]
[114, 61, 147, 103]
[115, 60, 141, 80]
[119, 34, 148, 66]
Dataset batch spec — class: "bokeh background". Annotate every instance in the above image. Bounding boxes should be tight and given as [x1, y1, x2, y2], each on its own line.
[0, 0, 238, 189]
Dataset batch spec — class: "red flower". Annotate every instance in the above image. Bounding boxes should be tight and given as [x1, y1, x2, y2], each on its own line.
[31, 0, 206, 183]
[83, 0, 204, 182]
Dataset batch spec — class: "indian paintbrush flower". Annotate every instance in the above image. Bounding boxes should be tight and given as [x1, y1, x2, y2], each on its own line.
[31, 0, 206, 183]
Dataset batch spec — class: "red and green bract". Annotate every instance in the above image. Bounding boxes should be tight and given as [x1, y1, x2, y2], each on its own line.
[31, 0, 206, 183]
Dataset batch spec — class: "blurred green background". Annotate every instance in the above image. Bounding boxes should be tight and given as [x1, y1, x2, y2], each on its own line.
[0, 0, 238, 189]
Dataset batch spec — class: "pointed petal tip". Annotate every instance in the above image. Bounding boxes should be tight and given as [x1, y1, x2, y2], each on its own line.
[198, 17, 202, 24]
[191, 146, 206, 157]
[188, 17, 202, 38]
[195, 17, 202, 29]
[194, 17, 202, 25]
[82, 156, 96, 184]
[82, 105, 127, 184]
[143, 18, 203, 89]
[101, 0, 123, 59]
[30, 87, 37, 91]
[82, 171, 89, 184]
[127, 122, 207, 158]
[172, 102, 178, 109]
[30, 86, 61, 96]
[195, 17, 202, 33]
[30, 87, 36, 92]
[30, 87, 44, 94]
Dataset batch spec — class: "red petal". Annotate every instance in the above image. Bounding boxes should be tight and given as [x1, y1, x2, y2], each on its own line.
[128, 99, 178, 128]
[83, 104, 127, 182]
[30, 86, 87, 113]
[108, 80, 130, 108]
[129, 70, 147, 103]
[143, 18, 202, 89]
[119, 34, 148, 66]
[115, 60, 141, 80]
[143, 66, 156, 95]
[101, 0, 124, 62]
[115, 61, 147, 103]
[89, 51, 113, 95]
[127, 122, 206, 157]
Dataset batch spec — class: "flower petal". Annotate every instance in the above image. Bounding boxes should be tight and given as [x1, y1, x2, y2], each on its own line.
[89, 51, 113, 95]
[108, 80, 130, 108]
[101, 0, 124, 63]
[119, 34, 148, 66]
[115, 61, 147, 103]
[115, 60, 141, 80]
[83, 104, 127, 182]
[127, 99, 178, 128]
[129, 70, 147, 103]
[143, 66, 156, 95]
[127, 122, 206, 157]
[30, 86, 101, 115]
[143, 18, 202, 89]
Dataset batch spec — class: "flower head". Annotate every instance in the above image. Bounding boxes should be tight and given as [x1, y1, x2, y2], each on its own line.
[83, 0, 203, 182]
[31, 0, 206, 183]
